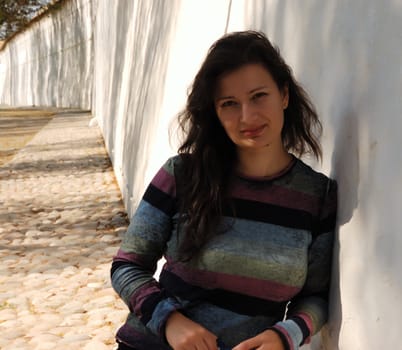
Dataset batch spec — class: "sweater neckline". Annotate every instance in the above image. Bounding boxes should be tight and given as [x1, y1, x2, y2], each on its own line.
[235, 156, 297, 182]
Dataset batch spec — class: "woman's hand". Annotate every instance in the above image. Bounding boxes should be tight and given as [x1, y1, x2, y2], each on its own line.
[232, 329, 285, 350]
[165, 311, 218, 350]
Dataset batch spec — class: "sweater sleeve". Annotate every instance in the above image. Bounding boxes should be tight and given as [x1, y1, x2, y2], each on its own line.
[111, 157, 186, 338]
[270, 179, 338, 350]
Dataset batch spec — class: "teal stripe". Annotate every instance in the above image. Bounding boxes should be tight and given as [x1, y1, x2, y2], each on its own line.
[219, 217, 312, 249]
[198, 246, 307, 286]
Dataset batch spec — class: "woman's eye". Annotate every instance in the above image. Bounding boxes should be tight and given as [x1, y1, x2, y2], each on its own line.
[252, 92, 268, 100]
[221, 100, 237, 108]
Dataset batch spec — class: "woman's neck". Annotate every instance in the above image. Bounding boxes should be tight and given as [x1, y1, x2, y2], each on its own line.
[236, 146, 293, 178]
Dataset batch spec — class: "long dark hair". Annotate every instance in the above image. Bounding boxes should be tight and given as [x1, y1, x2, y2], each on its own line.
[176, 31, 322, 261]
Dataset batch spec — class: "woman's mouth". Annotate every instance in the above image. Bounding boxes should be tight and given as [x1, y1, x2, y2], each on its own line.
[241, 125, 266, 138]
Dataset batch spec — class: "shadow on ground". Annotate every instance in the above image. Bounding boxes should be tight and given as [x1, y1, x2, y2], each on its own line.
[0, 109, 55, 166]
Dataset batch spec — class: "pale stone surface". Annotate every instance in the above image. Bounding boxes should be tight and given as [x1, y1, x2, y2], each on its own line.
[83, 340, 111, 350]
[0, 110, 128, 349]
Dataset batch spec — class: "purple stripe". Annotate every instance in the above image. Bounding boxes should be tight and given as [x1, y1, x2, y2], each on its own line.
[295, 312, 313, 342]
[113, 249, 155, 271]
[232, 182, 319, 214]
[130, 281, 161, 316]
[274, 324, 294, 350]
[296, 312, 313, 332]
[151, 167, 176, 196]
[113, 249, 144, 264]
[165, 261, 300, 301]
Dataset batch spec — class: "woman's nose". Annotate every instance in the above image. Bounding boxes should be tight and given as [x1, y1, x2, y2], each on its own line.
[240, 103, 257, 123]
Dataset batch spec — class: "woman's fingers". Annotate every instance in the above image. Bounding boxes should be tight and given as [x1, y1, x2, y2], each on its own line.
[165, 311, 218, 350]
[232, 329, 285, 350]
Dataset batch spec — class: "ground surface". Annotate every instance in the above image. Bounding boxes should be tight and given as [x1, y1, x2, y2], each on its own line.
[0, 108, 129, 349]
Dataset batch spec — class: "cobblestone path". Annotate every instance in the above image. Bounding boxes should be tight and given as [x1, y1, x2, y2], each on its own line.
[0, 109, 128, 349]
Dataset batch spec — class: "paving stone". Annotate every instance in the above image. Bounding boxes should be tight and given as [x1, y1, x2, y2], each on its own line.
[0, 309, 17, 322]
[83, 339, 110, 350]
[60, 333, 91, 343]
[29, 333, 62, 344]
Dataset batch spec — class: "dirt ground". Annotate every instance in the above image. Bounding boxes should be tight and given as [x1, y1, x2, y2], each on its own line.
[0, 108, 56, 166]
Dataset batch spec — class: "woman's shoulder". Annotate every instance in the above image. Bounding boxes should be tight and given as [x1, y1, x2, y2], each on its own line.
[159, 154, 192, 180]
[291, 158, 336, 194]
[294, 158, 331, 179]
[162, 154, 187, 170]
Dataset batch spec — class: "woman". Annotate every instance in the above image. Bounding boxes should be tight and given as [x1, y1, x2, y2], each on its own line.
[111, 31, 337, 350]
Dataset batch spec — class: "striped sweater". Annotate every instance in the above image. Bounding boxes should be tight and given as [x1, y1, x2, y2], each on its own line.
[111, 155, 337, 350]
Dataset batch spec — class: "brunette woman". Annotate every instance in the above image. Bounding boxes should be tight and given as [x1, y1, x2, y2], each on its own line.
[112, 30, 337, 350]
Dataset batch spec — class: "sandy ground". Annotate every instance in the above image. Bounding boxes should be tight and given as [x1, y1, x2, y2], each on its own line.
[0, 109, 129, 349]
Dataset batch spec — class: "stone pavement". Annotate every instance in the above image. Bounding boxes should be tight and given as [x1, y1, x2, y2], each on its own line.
[0, 109, 129, 349]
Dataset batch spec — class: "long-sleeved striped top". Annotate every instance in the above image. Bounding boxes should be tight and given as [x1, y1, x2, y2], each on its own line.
[111, 155, 337, 350]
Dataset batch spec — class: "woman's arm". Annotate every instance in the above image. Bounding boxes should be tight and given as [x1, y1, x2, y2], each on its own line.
[111, 158, 187, 338]
[270, 179, 338, 350]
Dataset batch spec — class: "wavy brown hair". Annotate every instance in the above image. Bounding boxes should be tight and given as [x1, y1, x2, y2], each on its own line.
[176, 31, 322, 261]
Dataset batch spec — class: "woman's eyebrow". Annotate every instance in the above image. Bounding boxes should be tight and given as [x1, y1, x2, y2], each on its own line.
[249, 85, 268, 93]
[215, 95, 235, 102]
[215, 86, 268, 102]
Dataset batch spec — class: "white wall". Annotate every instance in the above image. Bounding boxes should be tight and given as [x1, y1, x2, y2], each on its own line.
[0, 0, 93, 109]
[226, 1, 402, 349]
[93, 0, 232, 216]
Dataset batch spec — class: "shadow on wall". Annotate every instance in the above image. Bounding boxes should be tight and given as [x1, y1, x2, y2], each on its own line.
[7, 0, 92, 108]
[324, 112, 359, 350]
[94, 0, 179, 215]
[241, 0, 402, 349]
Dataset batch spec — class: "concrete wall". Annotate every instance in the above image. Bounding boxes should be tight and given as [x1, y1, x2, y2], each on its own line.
[1, 0, 401, 349]
[226, 1, 402, 349]
[0, 0, 92, 109]
[93, 0, 232, 215]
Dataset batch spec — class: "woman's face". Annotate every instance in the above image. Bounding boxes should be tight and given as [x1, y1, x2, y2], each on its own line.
[214, 63, 288, 153]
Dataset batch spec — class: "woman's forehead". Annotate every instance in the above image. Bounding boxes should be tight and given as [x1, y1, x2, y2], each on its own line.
[215, 64, 277, 97]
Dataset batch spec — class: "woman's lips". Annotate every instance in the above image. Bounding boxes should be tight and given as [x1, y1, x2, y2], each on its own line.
[241, 125, 266, 138]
